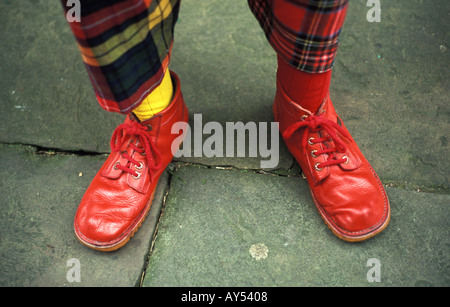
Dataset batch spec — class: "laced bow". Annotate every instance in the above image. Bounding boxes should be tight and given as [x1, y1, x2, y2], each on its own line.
[110, 120, 162, 181]
[282, 103, 351, 169]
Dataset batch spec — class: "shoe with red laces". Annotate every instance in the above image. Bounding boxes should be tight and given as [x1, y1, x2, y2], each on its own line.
[74, 71, 189, 251]
[274, 79, 390, 242]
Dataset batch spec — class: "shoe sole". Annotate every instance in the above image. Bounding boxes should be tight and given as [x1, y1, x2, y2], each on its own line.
[74, 190, 155, 252]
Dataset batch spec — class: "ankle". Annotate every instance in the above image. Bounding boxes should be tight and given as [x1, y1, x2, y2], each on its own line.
[276, 55, 332, 114]
[133, 70, 173, 121]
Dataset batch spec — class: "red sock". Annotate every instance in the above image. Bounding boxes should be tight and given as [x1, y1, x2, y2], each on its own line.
[276, 55, 332, 114]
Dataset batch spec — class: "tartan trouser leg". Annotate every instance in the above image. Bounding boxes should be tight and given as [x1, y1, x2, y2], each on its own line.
[248, 0, 349, 73]
[62, 0, 347, 114]
[61, 0, 180, 114]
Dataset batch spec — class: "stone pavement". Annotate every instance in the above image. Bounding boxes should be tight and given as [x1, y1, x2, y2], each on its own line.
[0, 0, 448, 287]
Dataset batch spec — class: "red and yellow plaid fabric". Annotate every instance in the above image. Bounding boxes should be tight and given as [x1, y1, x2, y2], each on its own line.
[62, 0, 348, 114]
[61, 0, 180, 114]
[249, 0, 349, 72]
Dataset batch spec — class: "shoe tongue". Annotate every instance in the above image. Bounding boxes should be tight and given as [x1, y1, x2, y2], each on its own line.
[129, 112, 141, 123]
[315, 93, 330, 116]
[289, 93, 329, 119]
[127, 113, 155, 133]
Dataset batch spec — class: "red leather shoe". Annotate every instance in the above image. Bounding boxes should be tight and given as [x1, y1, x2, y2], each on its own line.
[74, 71, 189, 251]
[274, 79, 390, 242]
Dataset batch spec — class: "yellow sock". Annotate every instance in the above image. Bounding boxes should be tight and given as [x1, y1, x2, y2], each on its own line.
[133, 71, 173, 121]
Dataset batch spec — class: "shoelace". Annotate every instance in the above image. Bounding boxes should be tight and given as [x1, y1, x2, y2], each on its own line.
[282, 103, 351, 170]
[110, 120, 162, 181]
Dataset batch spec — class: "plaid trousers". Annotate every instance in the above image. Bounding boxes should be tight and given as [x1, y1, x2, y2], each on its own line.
[62, 0, 348, 114]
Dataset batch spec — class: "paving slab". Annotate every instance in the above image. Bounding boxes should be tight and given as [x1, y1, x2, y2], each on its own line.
[0, 0, 448, 185]
[329, 0, 450, 191]
[0, 0, 124, 153]
[143, 164, 449, 287]
[0, 0, 292, 170]
[0, 144, 168, 287]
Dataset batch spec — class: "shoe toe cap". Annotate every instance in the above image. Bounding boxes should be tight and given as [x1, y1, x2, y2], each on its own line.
[331, 202, 389, 236]
[74, 204, 133, 248]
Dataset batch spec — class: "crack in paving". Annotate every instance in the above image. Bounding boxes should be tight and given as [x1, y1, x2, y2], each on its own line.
[2, 141, 448, 194]
[1, 142, 108, 157]
[139, 166, 175, 287]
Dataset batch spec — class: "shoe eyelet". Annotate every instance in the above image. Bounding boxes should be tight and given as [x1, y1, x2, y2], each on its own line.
[114, 162, 120, 170]
[311, 150, 319, 158]
[132, 171, 141, 179]
[308, 137, 315, 145]
[342, 155, 349, 164]
[301, 115, 308, 121]
[314, 163, 323, 171]
[135, 162, 143, 170]
[145, 124, 152, 131]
